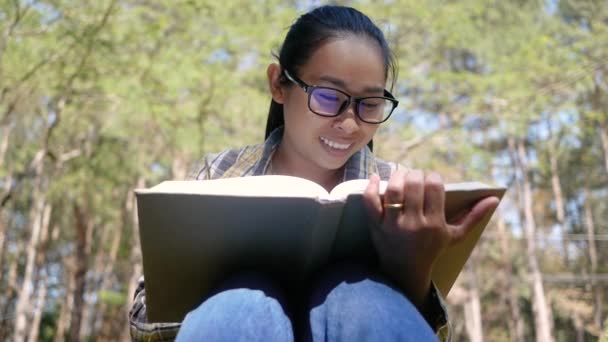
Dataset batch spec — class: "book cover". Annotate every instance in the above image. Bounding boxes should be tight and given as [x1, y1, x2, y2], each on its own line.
[135, 175, 505, 322]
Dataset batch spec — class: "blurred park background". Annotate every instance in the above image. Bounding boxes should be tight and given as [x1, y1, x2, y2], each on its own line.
[0, 0, 607, 341]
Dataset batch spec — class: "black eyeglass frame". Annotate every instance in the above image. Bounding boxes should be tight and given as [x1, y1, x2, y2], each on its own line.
[282, 70, 398, 124]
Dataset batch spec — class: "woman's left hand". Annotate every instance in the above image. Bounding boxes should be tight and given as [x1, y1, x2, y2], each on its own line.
[362, 169, 499, 309]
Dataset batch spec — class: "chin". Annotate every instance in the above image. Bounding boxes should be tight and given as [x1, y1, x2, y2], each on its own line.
[320, 158, 350, 171]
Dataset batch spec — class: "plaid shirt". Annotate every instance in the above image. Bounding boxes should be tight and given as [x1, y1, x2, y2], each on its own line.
[129, 127, 451, 341]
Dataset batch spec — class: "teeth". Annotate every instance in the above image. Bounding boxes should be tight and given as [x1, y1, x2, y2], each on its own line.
[320, 137, 352, 150]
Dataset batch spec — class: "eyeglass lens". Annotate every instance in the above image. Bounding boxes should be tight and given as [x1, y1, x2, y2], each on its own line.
[309, 87, 391, 123]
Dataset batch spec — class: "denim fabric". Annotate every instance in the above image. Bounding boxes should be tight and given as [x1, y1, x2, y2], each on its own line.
[175, 273, 294, 342]
[176, 266, 438, 342]
[305, 264, 438, 341]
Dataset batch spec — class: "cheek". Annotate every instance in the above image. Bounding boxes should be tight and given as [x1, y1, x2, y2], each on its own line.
[282, 91, 308, 123]
[286, 112, 325, 139]
[362, 125, 378, 142]
[283, 96, 323, 132]
[283, 103, 306, 131]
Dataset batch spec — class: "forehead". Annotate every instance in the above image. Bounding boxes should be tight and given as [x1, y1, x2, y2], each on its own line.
[297, 36, 387, 92]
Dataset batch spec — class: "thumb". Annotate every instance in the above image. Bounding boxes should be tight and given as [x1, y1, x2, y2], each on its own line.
[449, 196, 500, 243]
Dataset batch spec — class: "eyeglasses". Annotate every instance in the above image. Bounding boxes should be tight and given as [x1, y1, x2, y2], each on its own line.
[283, 70, 398, 124]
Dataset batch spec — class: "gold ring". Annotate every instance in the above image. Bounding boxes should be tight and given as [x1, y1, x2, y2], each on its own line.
[383, 203, 404, 209]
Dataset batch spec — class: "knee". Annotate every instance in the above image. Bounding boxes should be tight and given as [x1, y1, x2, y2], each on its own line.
[320, 277, 423, 322]
[177, 288, 294, 341]
[310, 264, 417, 321]
[188, 288, 279, 320]
[309, 275, 438, 341]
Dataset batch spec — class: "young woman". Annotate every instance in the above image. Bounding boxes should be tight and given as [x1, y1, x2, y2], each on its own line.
[129, 5, 499, 342]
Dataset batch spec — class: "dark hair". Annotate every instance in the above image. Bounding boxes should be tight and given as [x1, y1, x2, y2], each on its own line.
[265, 5, 397, 151]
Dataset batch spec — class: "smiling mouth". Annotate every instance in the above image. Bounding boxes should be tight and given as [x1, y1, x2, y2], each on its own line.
[320, 136, 353, 150]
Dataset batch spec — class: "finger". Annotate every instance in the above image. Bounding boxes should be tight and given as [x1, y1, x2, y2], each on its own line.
[383, 169, 407, 225]
[402, 169, 424, 218]
[423, 172, 445, 224]
[448, 196, 500, 243]
[363, 174, 383, 222]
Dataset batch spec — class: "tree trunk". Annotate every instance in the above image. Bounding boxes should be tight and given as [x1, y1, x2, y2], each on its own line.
[13, 150, 47, 342]
[599, 115, 608, 174]
[121, 177, 145, 341]
[172, 154, 188, 180]
[53, 261, 75, 342]
[583, 189, 603, 329]
[27, 269, 48, 342]
[0, 194, 13, 291]
[512, 138, 555, 342]
[497, 215, 525, 342]
[93, 221, 122, 338]
[0, 112, 14, 271]
[547, 124, 569, 264]
[574, 315, 585, 342]
[0, 121, 11, 168]
[463, 261, 483, 342]
[12, 96, 60, 342]
[0, 210, 6, 276]
[26, 202, 52, 342]
[69, 203, 91, 342]
[0, 243, 21, 341]
[79, 222, 111, 340]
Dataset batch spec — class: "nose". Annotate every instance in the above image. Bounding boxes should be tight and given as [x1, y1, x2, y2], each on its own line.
[333, 103, 360, 134]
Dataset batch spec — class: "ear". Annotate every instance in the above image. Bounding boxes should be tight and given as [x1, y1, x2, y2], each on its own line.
[267, 63, 285, 104]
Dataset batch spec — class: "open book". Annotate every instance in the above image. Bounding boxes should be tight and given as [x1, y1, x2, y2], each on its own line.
[135, 175, 505, 323]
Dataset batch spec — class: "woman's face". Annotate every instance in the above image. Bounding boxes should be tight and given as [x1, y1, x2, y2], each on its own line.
[271, 35, 386, 173]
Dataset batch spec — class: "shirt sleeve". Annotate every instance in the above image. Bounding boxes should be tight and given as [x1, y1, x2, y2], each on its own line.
[186, 149, 244, 180]
[187, 153, 214, 180]
[428, 282, 452, 341]
[128, 276, 182, 342]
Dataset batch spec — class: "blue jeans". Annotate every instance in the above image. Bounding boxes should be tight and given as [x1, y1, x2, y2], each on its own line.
[176, 265, 438, 341]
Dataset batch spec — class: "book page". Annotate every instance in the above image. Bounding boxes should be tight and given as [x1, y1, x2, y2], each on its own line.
[443, 183, 504, 219]
[444, 181, 496, 192]
[330, 179, 497, 202]
[329, 179, 388, 200]
[138, 175, 330, 199]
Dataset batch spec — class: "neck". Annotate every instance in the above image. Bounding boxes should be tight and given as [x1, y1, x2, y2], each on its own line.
[271, 144, 342, 192]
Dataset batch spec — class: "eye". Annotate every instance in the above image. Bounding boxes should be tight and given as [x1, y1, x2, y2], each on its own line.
[317, 92, 339, 102]
[361, 102, 379, 108]
[360, 98, 383, 109]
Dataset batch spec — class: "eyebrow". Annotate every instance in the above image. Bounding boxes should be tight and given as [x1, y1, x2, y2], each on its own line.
[318, 76, 385, 94]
